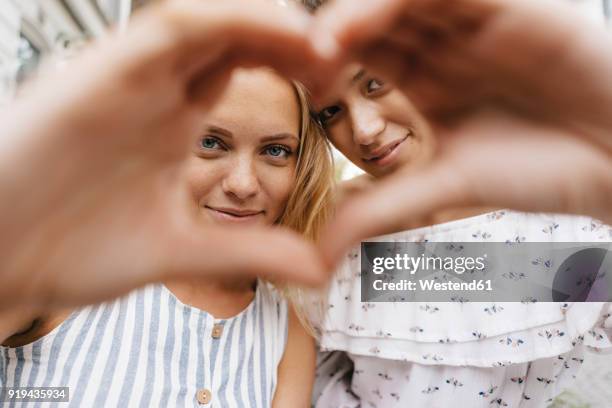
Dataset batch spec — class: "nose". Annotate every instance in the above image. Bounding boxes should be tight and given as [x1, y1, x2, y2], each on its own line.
[348, 99, 386, 146]
[222, 157, 259, 201]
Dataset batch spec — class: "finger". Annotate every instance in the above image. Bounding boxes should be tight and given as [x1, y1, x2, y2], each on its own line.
[358, 41, 463, 120]
[361, 38, 494, 125]
[404, 0, 498, 33]
[99, 0, 320, 89]
[386, 11, 472, 52]
[309, 0, 498, 102]
[318, 162, 472, 268]
[311, 0, 492, 56]
[187, 54, 237, 109]
[308, 0, 484, 103]
[311, 0, 405, 56]
[159, 0, 320, 82]
[162, 226, 329, 287]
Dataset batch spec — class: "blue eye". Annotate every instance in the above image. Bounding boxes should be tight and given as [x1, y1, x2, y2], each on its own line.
[265, 145, 291, 159]
[200, 137, 221, 150]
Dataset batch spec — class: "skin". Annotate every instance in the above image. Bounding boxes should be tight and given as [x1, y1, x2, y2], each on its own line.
[0, 0, 330, 332]
[272, 304, 316, 408]
[317, 64, 494, 228]
[2, 0, 611, 368]
[168, 67, 301, 317]
[318, 64, 434, 178]
[3, 0, 612, 317]
[170, 70, 315, 407]
[187, 69, 300, 229]
[2, 68, 316, 406]
[312, 0, 612, 266]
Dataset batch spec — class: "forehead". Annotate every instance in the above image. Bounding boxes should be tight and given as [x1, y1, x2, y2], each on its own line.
[337, 63, 366, 86]
[206, 68, 300, 136]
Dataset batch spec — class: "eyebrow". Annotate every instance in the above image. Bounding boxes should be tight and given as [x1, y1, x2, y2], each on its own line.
[206, 125, 232, 137]
[260, 134, 299, 143]
[206, 125, 298, 143]
[351, 69, 366, 84]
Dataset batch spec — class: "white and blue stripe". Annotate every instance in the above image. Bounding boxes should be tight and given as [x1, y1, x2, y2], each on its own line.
[1, 282, 288, 407]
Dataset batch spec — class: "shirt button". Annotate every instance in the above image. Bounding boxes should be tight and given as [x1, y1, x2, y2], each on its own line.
[196, 389, 212, 405]
[212, 323, 223, 339]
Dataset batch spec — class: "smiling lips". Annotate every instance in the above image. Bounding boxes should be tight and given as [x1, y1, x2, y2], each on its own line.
[362, 134, 409, 166]
[205, 206, 264, 223]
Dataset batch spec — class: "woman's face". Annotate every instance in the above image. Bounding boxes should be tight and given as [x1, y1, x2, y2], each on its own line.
[316, 65, 433, 178]
[186, 69, 300, 227]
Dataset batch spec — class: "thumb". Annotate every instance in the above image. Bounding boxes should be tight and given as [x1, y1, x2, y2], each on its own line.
[319, 162, 470, 269]
[162, 226, 329, 287]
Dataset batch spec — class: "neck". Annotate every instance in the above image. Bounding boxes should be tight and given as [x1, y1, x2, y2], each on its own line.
[164, 276, 257, 319]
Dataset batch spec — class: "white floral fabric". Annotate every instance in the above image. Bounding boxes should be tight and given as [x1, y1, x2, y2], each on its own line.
[314, 211, 612, 408]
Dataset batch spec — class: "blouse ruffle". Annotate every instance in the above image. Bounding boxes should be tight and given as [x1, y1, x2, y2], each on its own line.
[319, 211, 612, 367]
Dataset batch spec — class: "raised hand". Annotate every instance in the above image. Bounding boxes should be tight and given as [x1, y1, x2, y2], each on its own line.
[0, 0, 326, 312]
[312, 0, 612, 267]
[314, 0, 612, 149]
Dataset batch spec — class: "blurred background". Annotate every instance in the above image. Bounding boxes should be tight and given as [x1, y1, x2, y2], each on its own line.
[0, 0, 609, 110]
[0, 1, 611, 407]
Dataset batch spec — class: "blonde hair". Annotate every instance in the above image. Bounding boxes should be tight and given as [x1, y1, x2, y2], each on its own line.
[277, 81, 334, 337]
[277, 82, 334, 241]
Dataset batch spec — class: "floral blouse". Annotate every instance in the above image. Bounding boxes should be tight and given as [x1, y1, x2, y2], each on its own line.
[314, 211, 612, 408]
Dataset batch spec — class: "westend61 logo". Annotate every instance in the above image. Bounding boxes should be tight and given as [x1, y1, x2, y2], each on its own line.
[360, 242, 612, 302]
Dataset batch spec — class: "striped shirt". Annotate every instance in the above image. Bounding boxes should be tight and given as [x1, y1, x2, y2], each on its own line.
[0, 281, 289, 407]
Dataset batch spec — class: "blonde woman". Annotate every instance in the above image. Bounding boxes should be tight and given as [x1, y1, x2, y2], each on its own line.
[0, 67, 334, 407]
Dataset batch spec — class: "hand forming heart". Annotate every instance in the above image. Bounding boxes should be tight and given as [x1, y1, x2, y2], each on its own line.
[0, 0, 611, 316]
[0, 0, 326, 315]
[312, 0, 612, 267]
